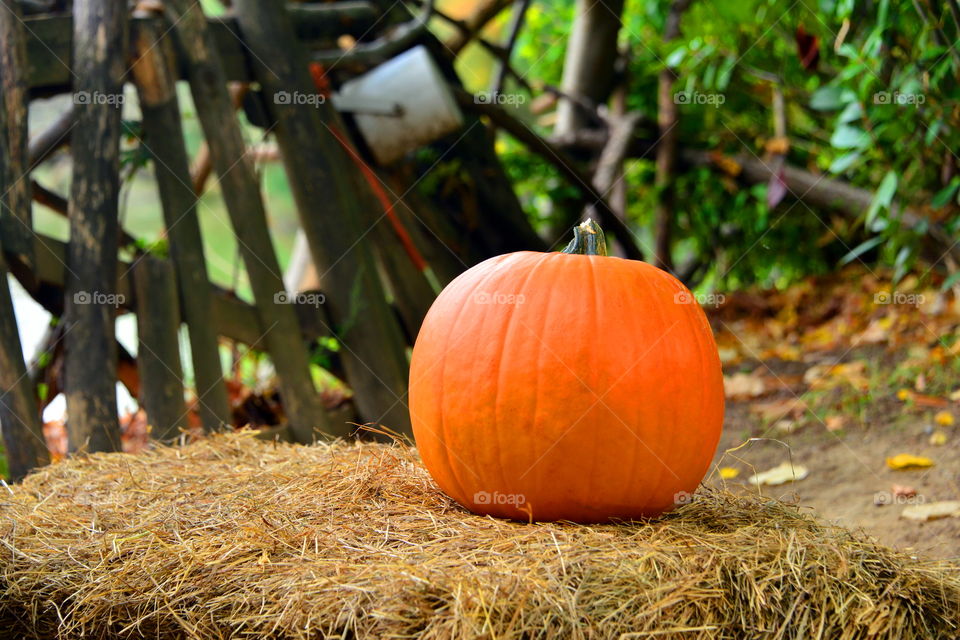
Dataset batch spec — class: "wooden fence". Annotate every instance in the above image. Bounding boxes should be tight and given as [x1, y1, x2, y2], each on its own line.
[0, 0, 544, 480]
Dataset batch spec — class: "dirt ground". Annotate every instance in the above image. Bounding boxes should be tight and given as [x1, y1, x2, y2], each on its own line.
[708, 357, 960, 562]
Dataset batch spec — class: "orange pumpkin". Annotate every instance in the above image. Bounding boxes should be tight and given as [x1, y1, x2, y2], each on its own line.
[409, 220, 724, 522]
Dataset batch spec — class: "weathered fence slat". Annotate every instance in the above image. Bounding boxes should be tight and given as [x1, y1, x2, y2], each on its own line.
[0, 0, 34, 271]
[15, 231, 333, 348]
[233, 0, 414, 436]
[0, 255, 50, 480]
[63, 0, 126, 453]
[367, 208, 436, 342]
[165, 0, 333, 442]
[133, 256, 189, 441]
[24, 4, 381, 95]
[130, 15, 231, 432]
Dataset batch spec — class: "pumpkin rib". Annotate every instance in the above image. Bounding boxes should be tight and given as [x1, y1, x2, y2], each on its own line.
[522, 255, 563, 516]
[448, 256, 528, 499]
[580, 254, 602, 515]
[683, 288, 714, 486]
[426, 258, 512, 504]
[489, 253, 551, 506]
[625, 267, 680, 512]
[665, 271, 721, 491]
[515, 255, 583, 514]
[615, 260, 648, 510]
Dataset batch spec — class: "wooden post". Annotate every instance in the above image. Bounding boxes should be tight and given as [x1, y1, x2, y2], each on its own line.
[62, 0, 126, 453]
[0, 0, 34, 271]
[164, 0, 334, 442]
[232, 0, 413, 436]
[129, 16, 231, 432]
[0, 315, 43, 482]
[133, 257, 189, 441]
[0, 1, 48, 480]
[0, 256, 50, 480]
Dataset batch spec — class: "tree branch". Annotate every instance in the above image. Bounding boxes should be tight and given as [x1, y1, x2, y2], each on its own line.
[28, 105, 74, 168]
[490, 0, 530, 96]
[653, 0, 694, 271]
[443, 0, 513, 55]
[455, 88, 645, 260]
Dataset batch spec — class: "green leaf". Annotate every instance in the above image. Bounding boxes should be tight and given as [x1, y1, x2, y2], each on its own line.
[893, 246, 913, 283]
[810, 86, 855, 110]
[665, 46, 686, 68]
[924, 120, 943, 145]
[716, 55, 736, 90]
[941, 270, 960, 292]
[931, 178, 959, 208]
[829, 152, 861, 173]
[830, 125, 870, 149]
[837, 101, 863, 123]
[865, 170, 898, 226]
[840, 236, 884, 265]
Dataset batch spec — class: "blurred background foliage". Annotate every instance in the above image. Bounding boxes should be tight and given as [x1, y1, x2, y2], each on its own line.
[449, 0, 960, 291]
[29, 0, 960, 300]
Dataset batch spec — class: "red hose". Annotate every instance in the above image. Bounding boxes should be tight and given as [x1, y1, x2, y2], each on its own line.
[308, 62, 427, 273]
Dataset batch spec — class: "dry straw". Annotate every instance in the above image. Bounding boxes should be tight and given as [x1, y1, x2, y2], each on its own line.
[0, 432, 957, 639]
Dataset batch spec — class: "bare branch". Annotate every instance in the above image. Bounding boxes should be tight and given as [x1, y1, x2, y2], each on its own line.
[455, 88, 645, 260]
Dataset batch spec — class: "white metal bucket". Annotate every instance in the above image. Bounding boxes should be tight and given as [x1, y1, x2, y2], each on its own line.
[337, 45, 464, 165]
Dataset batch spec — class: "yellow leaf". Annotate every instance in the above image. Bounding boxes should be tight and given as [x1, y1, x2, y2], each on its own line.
[748, 462, 809, 487]
[934, 411, 954, 426]
[901, 501, 960, 522]
[723, 371, 766, 399]
[825, 415, 846, 432]
[885, 454, 935, 470]
[764, 137, 790, 155]
[896, 388, 912, 401]
[930, 431, 948, 446]
[719, 467, 740, 479]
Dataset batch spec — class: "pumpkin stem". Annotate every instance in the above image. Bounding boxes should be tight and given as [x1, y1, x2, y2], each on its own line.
[561, 218, 607, 256]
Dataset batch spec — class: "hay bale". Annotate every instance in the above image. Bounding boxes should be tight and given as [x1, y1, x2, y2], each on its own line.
[0, 433, 957, 639]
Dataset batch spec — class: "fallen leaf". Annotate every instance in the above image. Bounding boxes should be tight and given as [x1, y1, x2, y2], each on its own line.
[934, 410, 954, 426]
[902, 501, 960, 522]
[896, 390, 949, 408]
[915, 373, 927, 392]
[886, 453, 935, 470]
[718, 346, 740, 365]
[42, 420, 67, 463]
[719, 467, 740, 479]
[767, 344, 802, 361]
[891, 484, 917, 498]
[949, 388, 960, 402]
[750, 397, 808, 421]
[775, 419, 797, 433]
[767, 166, 788, 208]
[825, 415, 846, 432]
[764, 137, 791, 155]
[914, 393, 949, 408]
[855, 317, 891, 343]
[804, 361, 869, 391]
[709, 151, 742, 176]
[929, 430, 948, 445]
[724, 371, 766, 399]
[748, 461, 809, 487]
